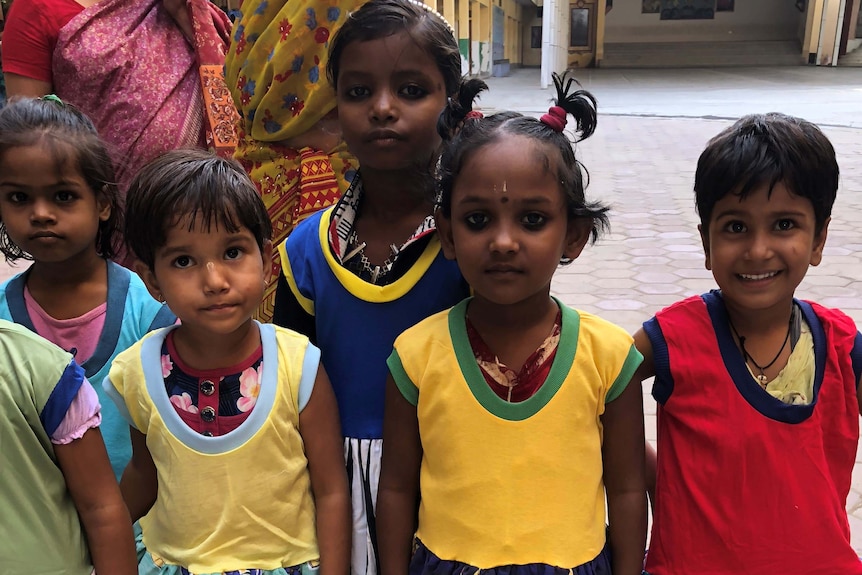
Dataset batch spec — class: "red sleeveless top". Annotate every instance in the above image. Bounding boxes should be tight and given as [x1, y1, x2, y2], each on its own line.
[644, 291, 862, 575]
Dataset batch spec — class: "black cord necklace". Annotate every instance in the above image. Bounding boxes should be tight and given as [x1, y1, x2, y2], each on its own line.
[727, 314, 793, 388]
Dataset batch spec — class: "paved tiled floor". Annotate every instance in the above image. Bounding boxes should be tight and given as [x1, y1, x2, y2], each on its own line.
[476, 68, 862, 549]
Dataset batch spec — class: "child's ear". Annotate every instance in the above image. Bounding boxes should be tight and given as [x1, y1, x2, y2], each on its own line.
[699, 224, 712, 271]
[97, 186, 112, 222]
[261, 240, 274, 285]
[562, 219, 591, 262]
[435, 209, 457, 261]
[810, 217, 830, 267]
[135, 260, 164, 303]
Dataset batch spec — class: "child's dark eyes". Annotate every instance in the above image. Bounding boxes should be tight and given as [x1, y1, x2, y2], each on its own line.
[344, 86, 370, 99]
[724, 221, 746, 233]
[400, 84, 428, 98]
[522, 213, 547, 229]
[464, 213, 489, 230]
[55, 191, 76, 202]
[6, 192, 27, 204]
[775, 219, 796, 231]
[172, 255, 193, 269]
[225, 247, 243, 260]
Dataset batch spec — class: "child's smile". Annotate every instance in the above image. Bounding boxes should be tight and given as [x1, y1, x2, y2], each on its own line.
[702, 181, 828, 317]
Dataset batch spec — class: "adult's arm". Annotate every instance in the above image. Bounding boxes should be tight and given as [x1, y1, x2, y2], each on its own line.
[1, 0, 69, 96]
[4, 72, 51, 97]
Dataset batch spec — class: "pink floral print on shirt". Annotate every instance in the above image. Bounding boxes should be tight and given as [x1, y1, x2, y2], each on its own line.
[161, 353, 174, 378]
[237, 362, 263, 412]
[170, 392, 199, 414]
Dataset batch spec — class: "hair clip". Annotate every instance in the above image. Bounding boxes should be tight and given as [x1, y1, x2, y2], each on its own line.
[406, 0, 456, 36]
[540, 106, 567, 133]
[41, 94, 66, 107]
[465, 110, 484, 120]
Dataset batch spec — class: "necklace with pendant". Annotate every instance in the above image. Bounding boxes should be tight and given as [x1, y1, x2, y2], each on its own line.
[727, 313, 793, 388]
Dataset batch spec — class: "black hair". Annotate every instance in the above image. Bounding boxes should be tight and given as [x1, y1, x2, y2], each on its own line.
[436, 72, 609, 264]
[695, 113, 838, 235]
[0, 97, 121, 262]
[125, 149, 272, 270]
[327, 0, 462, 97]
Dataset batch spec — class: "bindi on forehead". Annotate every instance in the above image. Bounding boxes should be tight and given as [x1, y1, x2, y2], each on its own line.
[492, 181, 509, 203]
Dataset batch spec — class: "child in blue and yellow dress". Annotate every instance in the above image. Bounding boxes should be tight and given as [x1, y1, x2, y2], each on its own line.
[272, 3, 471, 573]
[104, 149, 350, 575]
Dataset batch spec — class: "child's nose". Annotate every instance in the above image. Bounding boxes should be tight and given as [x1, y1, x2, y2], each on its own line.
[490, 224, 519, 253]
[370, 92, 397, 122]
[30, 199, 56, 223]
[746, 230, 773, 260]
[202, 261, 230, 293]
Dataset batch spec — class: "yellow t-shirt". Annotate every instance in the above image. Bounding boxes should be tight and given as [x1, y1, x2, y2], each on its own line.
[105, 323, 320, 573]
[388, 298, 642, 569]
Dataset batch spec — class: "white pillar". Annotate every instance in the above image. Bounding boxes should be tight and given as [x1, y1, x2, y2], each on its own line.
[541, 0, 569, 88]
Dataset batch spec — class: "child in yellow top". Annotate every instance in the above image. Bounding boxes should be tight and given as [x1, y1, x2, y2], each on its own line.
[379, 73, 647, 575]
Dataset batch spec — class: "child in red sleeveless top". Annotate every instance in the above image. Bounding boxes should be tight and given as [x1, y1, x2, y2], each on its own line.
[633, 114, 862, 575]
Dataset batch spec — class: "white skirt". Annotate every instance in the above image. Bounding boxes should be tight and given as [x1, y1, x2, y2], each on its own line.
[345, 437, 383, 575]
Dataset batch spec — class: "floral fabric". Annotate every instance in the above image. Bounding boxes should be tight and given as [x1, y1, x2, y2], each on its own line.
[52, 0, 237, 192]
[161, 332, 263, 436]
[224, 0, 366, 320]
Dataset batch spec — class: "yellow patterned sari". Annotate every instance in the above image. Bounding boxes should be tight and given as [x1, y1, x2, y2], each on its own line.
[225, 0, 365, 321]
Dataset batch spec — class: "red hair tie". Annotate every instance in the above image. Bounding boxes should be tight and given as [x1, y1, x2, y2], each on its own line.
[465, 110, 484, 120]
[540, 106, 567, 132]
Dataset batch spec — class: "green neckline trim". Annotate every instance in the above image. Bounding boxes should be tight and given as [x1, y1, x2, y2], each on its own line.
[449, 297, 579, 421]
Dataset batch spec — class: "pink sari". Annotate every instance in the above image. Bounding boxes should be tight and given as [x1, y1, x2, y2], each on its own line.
[52, 0, 237, 191]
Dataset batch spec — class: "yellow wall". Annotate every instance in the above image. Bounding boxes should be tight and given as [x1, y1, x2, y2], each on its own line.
[596, 0, 606, 63]
[448, 0, 529, 75]
[804, 0, 825, 57]
[818, 0, 843, 65]
[568, 0, 601, 69]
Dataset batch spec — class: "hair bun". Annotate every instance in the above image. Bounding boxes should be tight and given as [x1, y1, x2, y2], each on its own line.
[540, 106, 567, 132]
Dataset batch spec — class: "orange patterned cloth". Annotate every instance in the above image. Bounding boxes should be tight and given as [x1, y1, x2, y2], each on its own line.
[188, 0, 239, 159]
[225, 0, 365, 321]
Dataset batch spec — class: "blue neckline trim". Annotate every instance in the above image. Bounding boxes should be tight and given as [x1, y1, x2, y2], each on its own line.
[703, 290, 825, 424]
[5, 261, 128, 380]
[141, 322, 281, 454]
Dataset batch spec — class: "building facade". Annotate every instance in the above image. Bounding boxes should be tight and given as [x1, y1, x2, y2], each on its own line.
[429, 0, 862, 79]
[427, 0, 534, 76]
[535, 0, 862, 74]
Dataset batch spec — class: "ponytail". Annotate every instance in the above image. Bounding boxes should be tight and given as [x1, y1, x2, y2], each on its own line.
[543, 72, 597, 142]
[437, 77, 489, 141]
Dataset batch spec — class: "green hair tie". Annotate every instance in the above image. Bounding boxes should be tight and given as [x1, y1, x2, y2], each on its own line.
[41, 94, 65, 107]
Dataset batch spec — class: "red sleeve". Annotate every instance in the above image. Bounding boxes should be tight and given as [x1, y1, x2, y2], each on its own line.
[1, 0, 83, 83]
